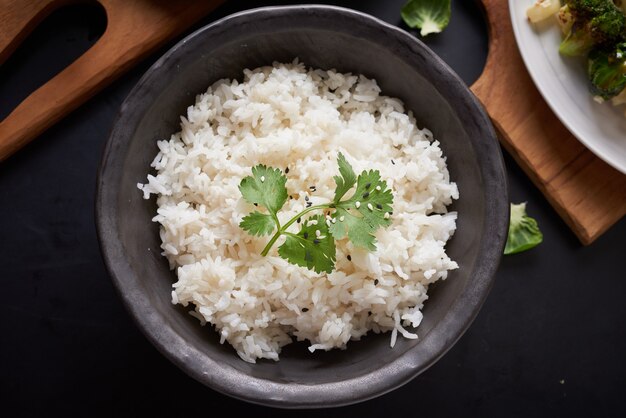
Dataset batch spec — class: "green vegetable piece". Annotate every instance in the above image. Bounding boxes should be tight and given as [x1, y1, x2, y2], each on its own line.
[587, 43, 626, 99]
[504, 203, 543, 255]
[559, 23, 595, 56]
[240, 211, 276, 236]
[333, 152, 357, 204]
[560, 0, 626, 56]
[278, 215, 336, 274]
[401, 0, 451, 37]
[238, 165, 288, 215]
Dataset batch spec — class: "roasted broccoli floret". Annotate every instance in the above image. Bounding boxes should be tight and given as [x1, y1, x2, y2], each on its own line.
[560, 0, 626, 56]
[587, 42, 626, 99]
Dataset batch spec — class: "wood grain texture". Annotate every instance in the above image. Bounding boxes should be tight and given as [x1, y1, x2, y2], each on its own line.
[0, 0, 74, 65]
[0, 0, 224, 161]
[472, 0, 626, 244]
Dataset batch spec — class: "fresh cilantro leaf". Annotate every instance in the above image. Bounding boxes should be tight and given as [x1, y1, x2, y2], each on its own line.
[238, 165, 288, 214]
[330, 169, 393, 250]
[278, 215, 336, 274]
[504, 202, 543, 255]
[341, 170, 393, 227]
[329, 207, 378, 251]
[333, 152, 357, 203]
[240, 212, 276, 236]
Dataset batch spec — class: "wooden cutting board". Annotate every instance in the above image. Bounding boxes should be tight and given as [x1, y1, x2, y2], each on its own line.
[471, 0, 626, 244]
[0, 0, 224, 159]
[1, 0, 624, 244]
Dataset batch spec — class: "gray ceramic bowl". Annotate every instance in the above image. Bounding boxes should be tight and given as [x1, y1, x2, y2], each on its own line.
[96, 5, 508, 409]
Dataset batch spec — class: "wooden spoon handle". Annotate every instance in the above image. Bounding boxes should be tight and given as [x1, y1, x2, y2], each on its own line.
[0, 0, 224, 162]
[0, 0, 75, 65]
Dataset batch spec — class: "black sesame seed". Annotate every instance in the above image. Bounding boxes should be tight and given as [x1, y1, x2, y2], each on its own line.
[285, 167, 290, 173]
[253, 203, 258, 206]
[362, 192, 370, 198]
[297, 217, 301, 223]
[309, 185, 316, 190]
[303, 232, 309, 239]
[302, 308, 309, 312]
[289, 195, 293, 199]
[391, 159, 395, 165]
[365, 183, 371, 189]
[313, 239, 320, 244]
[306, 202, 312, 207]
[347, 255, 352, 261]
[305, 195, 309, 201]
[389, 211, 393, 215]
[368, 311, 372, 316]
[376, 203, 382, 209]
[374, 279, 379, 285]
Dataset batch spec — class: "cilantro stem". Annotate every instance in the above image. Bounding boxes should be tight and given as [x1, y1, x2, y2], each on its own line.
[280, 204, 329, 231]
[260, 232, 283, 257]
[260, 204, 331, 256]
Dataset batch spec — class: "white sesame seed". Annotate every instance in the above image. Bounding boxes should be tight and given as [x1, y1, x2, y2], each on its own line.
[315, 230, 321, 237]
[355, 201, 361, 209]
[384, 212, 390, 219]
[310, 220, 317, 226]
[375, 185, 381, 191]
[326, 220, 331, 227]
[318, 235, 326, 239]
[367, 203, 374, 211]
[260, 176, 265, 182]
[339, 216, 345, 222]
[331, 218, 337, 224]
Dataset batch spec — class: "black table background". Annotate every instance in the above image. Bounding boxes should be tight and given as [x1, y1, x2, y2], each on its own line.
[1, 1, 625, 416]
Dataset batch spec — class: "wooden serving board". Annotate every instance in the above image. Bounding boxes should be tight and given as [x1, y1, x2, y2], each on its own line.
[1, 0, 623, 244]
[472, 0, 626, 244]
[0, 0, 223, 160]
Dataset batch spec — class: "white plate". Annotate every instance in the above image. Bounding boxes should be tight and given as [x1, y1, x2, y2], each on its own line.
[509, 0, 626, 175]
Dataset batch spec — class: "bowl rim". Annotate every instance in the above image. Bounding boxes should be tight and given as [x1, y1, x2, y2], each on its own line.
[96, 4, 509, 409]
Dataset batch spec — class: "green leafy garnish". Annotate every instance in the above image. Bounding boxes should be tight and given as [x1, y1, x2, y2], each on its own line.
[330, 169, 393, 251]
[238, 153, 394, 273]
[504, 202, 543, 255]
[278, 215, 336, 274]
[332, 152, 357, 203]
[239, 211, 276, 237]
[401, 0, 452, 37]
[239, 165, 288, 215]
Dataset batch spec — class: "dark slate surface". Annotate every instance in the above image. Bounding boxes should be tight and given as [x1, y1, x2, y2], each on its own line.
[1, 1, 624, 416]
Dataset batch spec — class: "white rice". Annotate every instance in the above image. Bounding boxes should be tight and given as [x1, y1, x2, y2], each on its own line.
[138, 60, 459, 363]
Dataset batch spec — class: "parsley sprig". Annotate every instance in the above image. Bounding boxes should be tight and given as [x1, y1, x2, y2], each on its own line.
[238, 153, 394, 273]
